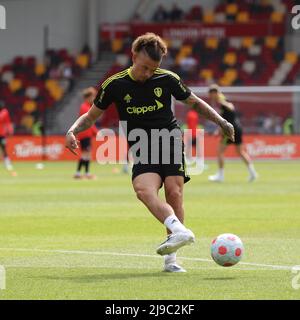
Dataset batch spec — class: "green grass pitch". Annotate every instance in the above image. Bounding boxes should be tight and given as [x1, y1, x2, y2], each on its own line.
[0, 160, 299, 300]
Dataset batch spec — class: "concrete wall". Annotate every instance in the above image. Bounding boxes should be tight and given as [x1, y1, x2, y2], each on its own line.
[96, 0, 218, 23]
[0, 0, 88, 64]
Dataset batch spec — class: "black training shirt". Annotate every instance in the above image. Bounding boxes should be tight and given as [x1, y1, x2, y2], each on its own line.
[94, 67, 191, 133]
[220, 104, 241, 128]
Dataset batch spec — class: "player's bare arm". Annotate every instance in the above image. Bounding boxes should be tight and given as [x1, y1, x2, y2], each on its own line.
[184, 92, 235, 142]
[66, 104, 103, 155]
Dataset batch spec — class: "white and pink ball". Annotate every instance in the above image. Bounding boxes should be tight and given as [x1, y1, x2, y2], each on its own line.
[211, 233, 244, 267]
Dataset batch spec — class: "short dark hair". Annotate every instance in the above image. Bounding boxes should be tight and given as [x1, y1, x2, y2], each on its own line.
[132, 33, 168, 61]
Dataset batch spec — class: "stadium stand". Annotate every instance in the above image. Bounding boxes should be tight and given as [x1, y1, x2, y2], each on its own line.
[100, 0, 300, 87]
[0, 49, 90, 134]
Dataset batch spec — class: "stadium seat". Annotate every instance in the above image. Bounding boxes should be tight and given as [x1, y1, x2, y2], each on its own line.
[199, 69, 214, 81]
[9, 79, 22, 92]
[265, 37, 278, 49]
[1, 71, 14, 83]
[116, 54, 130, 67]
[285, 52, 298, 65]
[180, 45, 193, 56]
[225, 3, 238, 15]
[185, 5, 203, 21]
[76, 54, 89, 69]
[25, 56, 36, 68]
[271, 12, 283, 23]
[236, 11, 249, 23]
[242, 61, 256, 74]
[203, 12, 214, 23]
[225, 68, 238, 81]
[205, 38, 219, 50]
[171, 39, 183, 50]
[45, 79, 57, 91]
[23, 100, 37, 113]
[223, 52, 237, 66]
[248, 45, 262, 56]
[45, 80, 64, 101]
[214, 13, 226, 23]
[242, 37, 254, 49]
[35, 63, 46, 76]
[111, 38, 123, 53]
[20, 114, 34, 130]
[229, 37, 242, 49]
[219, 68, 238, 86]
[25, 87, 39, 99]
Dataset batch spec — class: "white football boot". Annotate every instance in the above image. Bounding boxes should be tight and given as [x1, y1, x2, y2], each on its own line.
[156, 230, 195, 256]
[208, 173, 224, 182]
[248, 171, 258, 182]
[4, 157, 13, 171]
[163, 263, 186, 273]
[73, 173, 82, 179]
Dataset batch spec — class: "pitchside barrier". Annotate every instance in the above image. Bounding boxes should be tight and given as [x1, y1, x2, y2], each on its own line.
[6, 134, 300, 161]
[5, 86, 300, 162]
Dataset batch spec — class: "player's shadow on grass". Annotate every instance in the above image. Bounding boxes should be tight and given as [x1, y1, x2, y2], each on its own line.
[202, 277, 236, 281]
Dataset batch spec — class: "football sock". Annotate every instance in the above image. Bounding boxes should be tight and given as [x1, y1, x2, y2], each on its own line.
[84, 160, 90, 174]
[122, 163, 129, 173]
[4, 157, 13, 170]
[77, 159, 84, 172]
[164, 214, 187, 234]
[248, 163, 256, 176]
[218, 168, 224, 178]
[164, 252, 176, 265]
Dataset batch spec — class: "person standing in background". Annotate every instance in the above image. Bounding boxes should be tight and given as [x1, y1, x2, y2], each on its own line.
[207, 84, 257, 182]
[185, 108, 200, 162]
[0, 101, 15, 173]
[73, 87, 98, 179]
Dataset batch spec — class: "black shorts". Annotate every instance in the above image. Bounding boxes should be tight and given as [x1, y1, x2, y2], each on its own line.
[79, 137, 91, 151]
[132, 159, 190, 185]
[131, 130, 190, 185]
[0, 136, 7, 149]
[222, 126, 243, 145]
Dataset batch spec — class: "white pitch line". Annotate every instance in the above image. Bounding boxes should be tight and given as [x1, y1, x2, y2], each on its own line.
[2, 265, 268, 271]
[0, 247, 294, 270]
[179, 256, 293, 270]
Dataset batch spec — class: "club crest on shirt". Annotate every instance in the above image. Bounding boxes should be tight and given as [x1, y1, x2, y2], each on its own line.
[154, 87, 162, 98]
[124, 94, 132, 103]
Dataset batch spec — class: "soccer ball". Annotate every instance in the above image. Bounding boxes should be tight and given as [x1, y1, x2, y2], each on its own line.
[211, 233, 244, 267]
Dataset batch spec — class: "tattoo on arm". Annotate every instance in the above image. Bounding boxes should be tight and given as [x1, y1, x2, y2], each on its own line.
[68, 114, 94, 135]
[185, 93, 225, 126]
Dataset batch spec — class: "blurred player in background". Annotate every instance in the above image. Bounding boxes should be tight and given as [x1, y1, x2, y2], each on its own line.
[66, 33, 234, 272]
[74, 87, 98, 179]
[0, 100, 15, 173]
[207, 84, 257, 182]
[185, 107, 200, 162]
